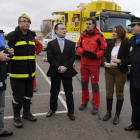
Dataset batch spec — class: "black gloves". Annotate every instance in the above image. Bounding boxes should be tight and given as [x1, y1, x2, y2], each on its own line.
[83, 50, 90, 56]
[83, 50, 96, 59]
[88, 51, 97, 59]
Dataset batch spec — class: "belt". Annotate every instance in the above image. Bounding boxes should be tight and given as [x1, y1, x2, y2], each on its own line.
[111, 65, 118, 68]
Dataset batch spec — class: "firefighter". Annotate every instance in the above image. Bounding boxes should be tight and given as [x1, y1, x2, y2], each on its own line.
[124, 16, 140, 139]
[76, 17, 107, 115]
[5, 13, 37, 128]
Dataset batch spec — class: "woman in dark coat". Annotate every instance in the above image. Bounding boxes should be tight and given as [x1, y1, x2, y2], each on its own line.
[102, 25, 130, 124]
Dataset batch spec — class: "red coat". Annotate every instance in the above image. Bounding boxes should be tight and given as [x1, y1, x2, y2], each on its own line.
[76, 28, 107, 65]
[35, 38, 43, 55]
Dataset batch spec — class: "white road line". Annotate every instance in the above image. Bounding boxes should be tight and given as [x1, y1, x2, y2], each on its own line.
[4, 110, 67, 120]
[36, 63, 68, 110]
[5, 90, 108, 98]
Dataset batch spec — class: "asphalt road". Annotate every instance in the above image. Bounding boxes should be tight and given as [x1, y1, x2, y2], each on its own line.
[1, 51, 139, 140]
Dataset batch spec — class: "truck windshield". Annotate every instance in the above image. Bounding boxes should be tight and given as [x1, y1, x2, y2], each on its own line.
[100, 17, 131, 33]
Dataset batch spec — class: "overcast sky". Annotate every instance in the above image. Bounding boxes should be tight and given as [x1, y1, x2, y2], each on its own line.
[1, 0, 140, 34]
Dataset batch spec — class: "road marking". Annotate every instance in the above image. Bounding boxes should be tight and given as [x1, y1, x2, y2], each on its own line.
[4, 110, 67, 120]
[36, 63, 68, 110]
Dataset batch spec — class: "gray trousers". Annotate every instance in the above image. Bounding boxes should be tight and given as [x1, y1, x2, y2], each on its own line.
[0, 91, 5, 135]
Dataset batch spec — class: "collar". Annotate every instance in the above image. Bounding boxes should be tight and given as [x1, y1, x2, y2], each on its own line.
[136, 35, 140, 43]
[57, 36, 65, 41]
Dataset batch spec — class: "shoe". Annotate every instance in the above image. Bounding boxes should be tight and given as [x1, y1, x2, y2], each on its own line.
[92, 108, 98, 115]
[22, 112, 37, 122]
[46, 110, 55, 117]
[33, 88, 37, 92]
[103, 111, 111, 121]
[91, 103, 98, 115]
[113, 113, 119, 125]
[79, 99, 89, 110]
[79, 104, 87, 110]
[124, 125, 140, 131]
[138, 132, 140, 139]
[0, 131, 13, 137]
[14, 117, 23, 128]
[68, 114, 75, 120]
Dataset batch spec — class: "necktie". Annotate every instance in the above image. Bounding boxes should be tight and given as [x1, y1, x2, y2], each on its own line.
[59, 39, 64, 53]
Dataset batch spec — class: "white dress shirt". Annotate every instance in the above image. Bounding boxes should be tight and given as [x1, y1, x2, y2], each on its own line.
[110, 42, 121, 66]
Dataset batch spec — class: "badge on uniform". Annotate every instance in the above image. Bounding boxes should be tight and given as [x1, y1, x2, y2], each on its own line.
[130, 46, 133, 52]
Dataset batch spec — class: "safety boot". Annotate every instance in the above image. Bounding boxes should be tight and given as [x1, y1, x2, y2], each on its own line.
[79, 99, 89, 110]
[91, 103, 98, 115]
[22, 99, 37, 122]
[113, 99, 124, 125]
[12, 102, 23, 128]
[103, 98, 113, 121]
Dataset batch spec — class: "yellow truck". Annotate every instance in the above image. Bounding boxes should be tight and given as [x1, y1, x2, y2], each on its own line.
[49, 0, 134, 43]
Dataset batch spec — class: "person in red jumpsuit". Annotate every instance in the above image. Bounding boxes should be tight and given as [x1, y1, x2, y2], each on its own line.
[33, 38, 43, 92]
[76, 17, 107, 115]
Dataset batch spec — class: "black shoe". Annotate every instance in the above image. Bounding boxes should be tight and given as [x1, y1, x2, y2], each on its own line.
[22, 112, 37, 122]
[0, 131, 13, 137]
[79, 104, 87, 110]
[14, 117, 23, 128]
[91, 103, 98, 115]
[138, 132, 140, 139]
[67, 114, 75, 120]
[33, 88, 37, 92]
[91, 108, 98, 115]
[124, 125, 140, 131]
[46, 110, 55, 117]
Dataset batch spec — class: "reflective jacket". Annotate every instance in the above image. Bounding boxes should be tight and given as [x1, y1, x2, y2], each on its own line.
[76, 28, 107, 65]
[5, 26, 36, 80]
[0, 33, 7, 91]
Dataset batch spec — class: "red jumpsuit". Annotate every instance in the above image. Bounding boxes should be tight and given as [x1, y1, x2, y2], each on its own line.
[33, 38, 43, 89]
[76, 28, 107, 109]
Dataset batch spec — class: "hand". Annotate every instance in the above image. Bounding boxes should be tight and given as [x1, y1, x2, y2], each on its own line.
[88, 51, 96, 59]
[83, 50, 90, 56]
[0, 51, 10, 61]
[58, 66, 67, 73]
[111, 58, 121, 63]
[7, 48, 14, 55]
[104, 62, 112, 68]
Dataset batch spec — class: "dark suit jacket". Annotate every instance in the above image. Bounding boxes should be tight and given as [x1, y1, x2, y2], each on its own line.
[47, 38, 78, 78]
[102, 39, 130, 73]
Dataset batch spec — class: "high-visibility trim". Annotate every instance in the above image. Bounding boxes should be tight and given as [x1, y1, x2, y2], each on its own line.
[0, 80, 7, 87]
[15, 41, 35, 46]
[11, 56, 35, 60]
[10, 72, 35, 78]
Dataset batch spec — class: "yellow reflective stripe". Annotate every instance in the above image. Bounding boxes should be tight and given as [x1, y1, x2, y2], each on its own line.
[15, 41, 35, 46]
[11, 56, 35, 60]
[10, 72, 35, 78]
[32, 72, 35, 77]
[15, 41, 27, 46]
[29, 41, 35, 45]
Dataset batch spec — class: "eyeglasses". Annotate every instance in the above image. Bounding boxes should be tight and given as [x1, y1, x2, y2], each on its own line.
[19, 20, 31, 24]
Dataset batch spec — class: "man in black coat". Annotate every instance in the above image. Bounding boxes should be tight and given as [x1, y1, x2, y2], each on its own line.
[46, 23, 77, 120]
[124, 17, 140, 139]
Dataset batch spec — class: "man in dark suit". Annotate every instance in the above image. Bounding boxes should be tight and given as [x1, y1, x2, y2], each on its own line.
[46, 23, 77, 120]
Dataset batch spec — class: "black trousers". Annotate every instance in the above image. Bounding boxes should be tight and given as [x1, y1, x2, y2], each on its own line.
[130, 76, 140, 128]
[10, 79, 33, 103]
[50, 74, 74, 114]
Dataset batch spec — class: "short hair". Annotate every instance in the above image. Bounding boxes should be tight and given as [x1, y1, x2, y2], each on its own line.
[18, 17, 21, 22]
[138, 23, 140, 26]
[54, 23, 64, 30]
[54, 23, 64, 34]
[86, 17, 96, 24]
